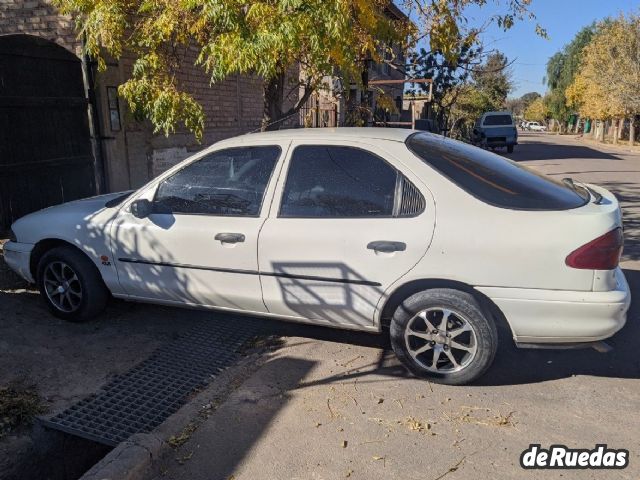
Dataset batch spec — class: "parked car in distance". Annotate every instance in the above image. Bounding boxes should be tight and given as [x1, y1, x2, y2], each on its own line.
[527, 121, 547, 132]
[4, 128, 630, 385]
[472, 111, 518, 153]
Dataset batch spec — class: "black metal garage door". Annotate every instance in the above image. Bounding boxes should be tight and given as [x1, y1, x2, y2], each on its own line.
[0, 34, 96, 233]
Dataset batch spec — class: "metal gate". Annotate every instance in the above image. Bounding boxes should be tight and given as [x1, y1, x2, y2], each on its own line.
[0, 34, 96, 233]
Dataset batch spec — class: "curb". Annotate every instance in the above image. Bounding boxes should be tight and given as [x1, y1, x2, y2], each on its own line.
[78, 348, 271, 480]
[80, 433, 165, 480]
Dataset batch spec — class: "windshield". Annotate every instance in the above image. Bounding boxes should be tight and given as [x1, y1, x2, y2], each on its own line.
[483, 115, 513, 126]
[406, 133, 589, 210]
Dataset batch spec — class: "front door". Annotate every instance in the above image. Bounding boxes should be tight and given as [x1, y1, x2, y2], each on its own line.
[112, 144, 284, 313]
[258, 142, 435, 329]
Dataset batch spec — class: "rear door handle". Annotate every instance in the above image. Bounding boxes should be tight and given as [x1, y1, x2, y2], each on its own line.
[215, 232, 246, 243]
[367, 241, 406, 253]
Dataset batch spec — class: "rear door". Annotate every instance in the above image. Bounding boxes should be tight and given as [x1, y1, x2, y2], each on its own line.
[258, 140, 435, 329]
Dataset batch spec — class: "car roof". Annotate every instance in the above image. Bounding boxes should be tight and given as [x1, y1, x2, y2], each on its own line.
[235, 127, 414, 143]
[482, 111, 512, 116]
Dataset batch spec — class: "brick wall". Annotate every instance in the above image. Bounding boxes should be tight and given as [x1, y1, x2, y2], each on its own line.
[0, 0, 80, 55]
[0, 2, 275, 191]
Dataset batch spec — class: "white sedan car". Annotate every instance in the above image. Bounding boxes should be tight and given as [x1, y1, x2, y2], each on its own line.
[4, 129, 630, 384]
[527, 122, 547, 132]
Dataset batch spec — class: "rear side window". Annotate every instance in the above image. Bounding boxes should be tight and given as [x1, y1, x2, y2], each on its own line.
[406, 133, 589, 210]
[280, 146, 425, 218]
[483, 115, 513, 126]
[280, 146, 395, 217]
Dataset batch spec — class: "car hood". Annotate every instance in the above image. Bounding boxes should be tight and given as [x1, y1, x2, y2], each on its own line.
[10, 191, 133, 244]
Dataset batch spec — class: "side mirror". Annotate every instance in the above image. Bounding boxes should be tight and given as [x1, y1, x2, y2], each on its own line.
[130, 199, 153, 219]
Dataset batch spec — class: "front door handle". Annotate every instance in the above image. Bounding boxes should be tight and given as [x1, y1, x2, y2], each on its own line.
[215, 232, 246, 243]
[367, 241, 406, 253]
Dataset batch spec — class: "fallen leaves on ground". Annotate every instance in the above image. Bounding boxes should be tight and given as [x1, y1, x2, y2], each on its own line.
[0, 382, 46, 438]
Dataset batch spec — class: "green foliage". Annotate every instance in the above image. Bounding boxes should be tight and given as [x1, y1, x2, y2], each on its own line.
[544, 24, 596, 122]
[471, 52, 512, 109]
[567, 14, 640, 121]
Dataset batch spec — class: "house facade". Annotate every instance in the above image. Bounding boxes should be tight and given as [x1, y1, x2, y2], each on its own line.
[0, 0, 406, 232]
[0, 0, 270, 232]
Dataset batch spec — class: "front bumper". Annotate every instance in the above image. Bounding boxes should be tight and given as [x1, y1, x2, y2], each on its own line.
[476, 268, 630, 344]
[3, 241, 35, 283]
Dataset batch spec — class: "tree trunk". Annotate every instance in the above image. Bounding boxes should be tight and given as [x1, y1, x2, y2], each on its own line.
[359, 66, 370, 126]
[262, 69, 314, 131]
[630, 117, 636, 146]
[613, 119, 619, 144]
[262, 71, 286, 131]
[598, 120, 605, 142]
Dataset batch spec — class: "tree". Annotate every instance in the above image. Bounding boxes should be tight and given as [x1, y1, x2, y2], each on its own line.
[405, 41, 481, 129]
[505, 92, 540, 118]
[442, 51, 514, 138]
[54, 0, 542, 137]
[544, 24, 596, 130]
[471, 52, 513, 109]
[566, 14, 640, 143]
[524, 96, 549, 122]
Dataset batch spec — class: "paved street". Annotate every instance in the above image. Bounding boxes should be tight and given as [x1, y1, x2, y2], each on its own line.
[144, 132, 640, 480]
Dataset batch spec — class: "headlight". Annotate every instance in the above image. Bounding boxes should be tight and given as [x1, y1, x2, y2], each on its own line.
[8, 228, 17, 242]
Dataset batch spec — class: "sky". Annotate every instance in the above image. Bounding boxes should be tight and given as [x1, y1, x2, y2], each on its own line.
[463, 0, 637, 97]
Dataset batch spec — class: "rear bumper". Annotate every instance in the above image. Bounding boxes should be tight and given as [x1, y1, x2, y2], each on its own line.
[3, 241, 34, 283]
[476, 268, 630, 343]
[483, 137, 517, 147]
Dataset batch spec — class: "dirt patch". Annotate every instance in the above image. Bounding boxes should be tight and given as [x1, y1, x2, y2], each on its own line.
[0, 382, 47, 439]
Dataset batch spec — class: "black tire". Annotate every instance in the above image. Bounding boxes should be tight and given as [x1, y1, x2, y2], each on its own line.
[507, 145, 514, 153]
[37, 246, 109, 322]
[390, 288, 498, 385]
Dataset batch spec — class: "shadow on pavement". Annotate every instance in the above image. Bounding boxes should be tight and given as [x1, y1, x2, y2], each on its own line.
[597, 180, 640, 262]
[504, 137, 622, 162]
[153, 357, 317, 480]
[251, 268, 639, 388]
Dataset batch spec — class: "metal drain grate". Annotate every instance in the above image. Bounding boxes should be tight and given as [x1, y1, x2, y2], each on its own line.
[41, 317, 264, 446]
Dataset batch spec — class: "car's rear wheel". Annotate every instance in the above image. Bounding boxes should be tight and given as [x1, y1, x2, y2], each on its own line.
[37, 246, 109, 322]
[390, 288, 498, 385]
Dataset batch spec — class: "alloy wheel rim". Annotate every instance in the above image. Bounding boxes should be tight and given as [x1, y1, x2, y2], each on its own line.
[43, 261, 82, 313]
[404, 307, 478, 373]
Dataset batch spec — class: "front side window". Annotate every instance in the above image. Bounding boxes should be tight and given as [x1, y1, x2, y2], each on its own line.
[154, 146, 280, 216]
[280, 146, 397, 218]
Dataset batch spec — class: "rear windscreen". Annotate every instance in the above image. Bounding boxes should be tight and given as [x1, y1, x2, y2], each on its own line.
[406, 133, 589, 210]
[483, 115, 513, 126]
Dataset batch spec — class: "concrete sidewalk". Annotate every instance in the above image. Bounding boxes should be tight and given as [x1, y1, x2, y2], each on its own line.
[146, 331, 640, 480]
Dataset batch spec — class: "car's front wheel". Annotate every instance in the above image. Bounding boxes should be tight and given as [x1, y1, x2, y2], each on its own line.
[390, 288, 498, 385]
[37, 246, 109, 322]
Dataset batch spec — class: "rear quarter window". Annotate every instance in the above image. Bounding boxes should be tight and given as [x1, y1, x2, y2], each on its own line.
[406, 133, 589, 211]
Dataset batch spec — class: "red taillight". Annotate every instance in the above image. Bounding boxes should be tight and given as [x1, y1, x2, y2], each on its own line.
[565, 227, 623, 270]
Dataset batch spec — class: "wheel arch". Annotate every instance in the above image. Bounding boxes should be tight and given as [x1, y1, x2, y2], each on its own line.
[378, 278, 515, 341]
[30, 238, 91, 281]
